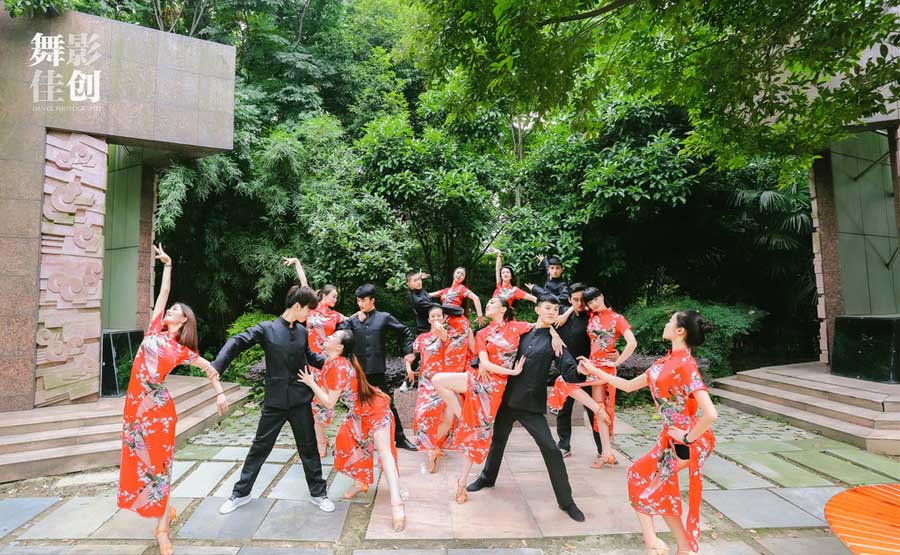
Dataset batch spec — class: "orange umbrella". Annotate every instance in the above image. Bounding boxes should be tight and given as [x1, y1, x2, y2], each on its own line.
[824, 484, 900, 554]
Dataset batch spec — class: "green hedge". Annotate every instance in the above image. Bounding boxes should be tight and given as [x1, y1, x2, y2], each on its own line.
[625, 297, 766, 379]
[220, 311, 277, 398]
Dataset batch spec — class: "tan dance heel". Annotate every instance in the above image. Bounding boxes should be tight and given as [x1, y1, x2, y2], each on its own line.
[590, 454, 618, 469]
[455, 480, 468, 504]
[427, 449, 439, 473]
[342, 481, 369, 499]
[391, 502, 406, 532]
[648, 536, 669, 554]
[154, 527, 174, 555]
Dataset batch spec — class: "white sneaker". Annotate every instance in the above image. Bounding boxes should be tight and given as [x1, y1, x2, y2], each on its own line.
[309, 495, 335, 512]
[219, 494, 251, 514]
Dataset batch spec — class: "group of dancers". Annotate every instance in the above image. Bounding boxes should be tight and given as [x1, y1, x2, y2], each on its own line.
[117, 245, 718, 555]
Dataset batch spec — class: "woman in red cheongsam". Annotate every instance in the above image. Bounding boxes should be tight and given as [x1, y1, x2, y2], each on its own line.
[282, 257, 346, 457]
[579, 310, 717, 555]
[547, 286, 637, 468]
[429, 266, 485, 325]
[299, 330, 406, 531]
[492, 249, 537, 309]
[117, 245, 228, 555]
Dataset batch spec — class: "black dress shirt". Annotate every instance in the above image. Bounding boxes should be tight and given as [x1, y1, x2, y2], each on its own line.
[337, 309, 414, 375]
[211, 317, 326, 409]
[556, 309, 590, 359]
[408, 288, 436, 334]
[532, 278, 570, 306]
[502, 326, 581, 413]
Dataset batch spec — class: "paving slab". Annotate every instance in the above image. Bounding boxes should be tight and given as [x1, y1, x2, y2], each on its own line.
[175, 444, 222, 460]
[0, 497, 59, 539]
[780, 451, 890, 485]
[785, 438, 850, 451]
[448, 550, 544, 555]
[253, 499, 349, 541]
[0, 545, 148, 555]
[575, 541, 759, 555]
[177, 497, 274, 540]
[716, 439, 804, 455]
[704, 489, 824, 528]
[770, 487, 846, 521]
[726, 452, 834, 487]
[239, 548, 332, 555]
[328, 470, 379, 504]
[352, 551, 445, 555]
[267, 463, 332, 500]
[758, 536, 851, 555]
[171, 460, 196, 484]
[366, 484, 453, 539]
[213, 446, 295, 463]
[167, 548, 240, 555]
[826, 447, 900, 480]
[172, 461, 234, 497]
[213, 463, 282, 498]
[0, 546, 72, 555]
[702, 454, 774, 489]
[19, 496, 118, 539]
[54, 470, 119, 488]
[90, 497, 192, 539]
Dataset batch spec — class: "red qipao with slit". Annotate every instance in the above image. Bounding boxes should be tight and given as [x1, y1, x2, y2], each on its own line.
[453, 320, 532, 464]
[492, 283, 526, 306]
[327, 356, 396, 485]
[436, 282, 470, 307]
[547, 308, 630, 434]
[308, 305, 345, 427]
[412, 329, 449, 450]
[627, 349, 715, 553]
[117, 312, 198, 517]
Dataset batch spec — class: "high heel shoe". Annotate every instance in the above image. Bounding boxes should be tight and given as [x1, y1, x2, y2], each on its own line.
[676, 550, 698, 555]
[342, 481, 369, 499]
[455, 480, 468, 504]
[590, 453, 618, 469]
[154, 527, 174, 555]
[391, 502, 406, 532]
[168, 506, 177, 526]
[427, 449, 439, 473]
[647, 536, 669, 554]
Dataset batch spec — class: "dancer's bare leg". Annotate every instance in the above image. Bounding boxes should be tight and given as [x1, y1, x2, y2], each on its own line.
[636, 510, 659, 552]
[593, 386, 613, 458]
[374, 427, 402, 505]
[154, 494, 174, 554]
[315, 421, 327, 457]
[431, 373, 468, 419]
[569, 387, 603, 417]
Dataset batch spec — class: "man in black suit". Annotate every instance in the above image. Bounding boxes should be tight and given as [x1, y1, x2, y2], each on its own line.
[467, 294, 586, 522]
[338, 283, 417, 450]
[213, 285, 333, 514]
[526, 255, 570, 306]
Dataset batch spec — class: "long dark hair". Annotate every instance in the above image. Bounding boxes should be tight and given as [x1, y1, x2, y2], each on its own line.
[334, 330, 388, 405]
[317, 284, 337, 302]
[675, 310, 715, 348]
[491, 297, 515, 322]
[165, 302, 199, 353]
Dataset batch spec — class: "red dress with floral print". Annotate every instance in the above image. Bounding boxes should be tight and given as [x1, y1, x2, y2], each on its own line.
[412, 330, 449, 450]
[437, 282, 470, 307]
[492, 283, 527, 306]
[117, 312, 198, 518]
[547, 308, 630, 435]
[627, 349, 715, 553]
[326, 356, 397, 485]
[308, 305, 345, 426]
[453, 320, 532, 464]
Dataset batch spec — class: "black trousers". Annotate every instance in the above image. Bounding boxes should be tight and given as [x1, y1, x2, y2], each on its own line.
[556, 386, 603, 454]
[366, 372, 407, 441]
[479, 404, 575, 509]
[233, 403, 326, 498]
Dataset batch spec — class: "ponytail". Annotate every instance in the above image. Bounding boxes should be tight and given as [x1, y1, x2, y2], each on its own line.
[351, 354, 389, 405]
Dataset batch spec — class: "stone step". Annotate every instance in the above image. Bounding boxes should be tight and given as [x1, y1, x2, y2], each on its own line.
[0, 386, 252, 483]
[709, 387, 900, 455]
[0, 382, 242, 454]
[0, 375, 212, 436]
[735, 367, 890, 412]
[715, 377, 900, 430]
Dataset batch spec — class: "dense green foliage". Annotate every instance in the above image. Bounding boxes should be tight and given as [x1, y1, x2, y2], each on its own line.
[217, 311, 277, 398]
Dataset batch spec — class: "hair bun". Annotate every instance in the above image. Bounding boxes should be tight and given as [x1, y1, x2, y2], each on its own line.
[699, 320, 715, 334]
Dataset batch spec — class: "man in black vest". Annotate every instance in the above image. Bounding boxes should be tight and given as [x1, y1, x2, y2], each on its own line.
[213, 285, 333, 515]
[553, 282, 603, 457]
[467, 294, 586, 522]
[338, 283, 417, 450]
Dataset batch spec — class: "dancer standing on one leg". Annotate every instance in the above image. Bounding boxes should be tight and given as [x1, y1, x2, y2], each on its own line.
[552, 282, 603, 459]
[578, 310, 717, 555]
[298, 330, 407, 531]
[409, 305, 449, 471]
[338, 284, 417, 450]
[492, 249, 536, 308]
[215, 285, 334, 515]
[118, 244, 229, 555]
[466, 294, 586, 522]
[548, 286, 636, 468]
[283, 257, 346, 457]
[430, 266, 485, 325]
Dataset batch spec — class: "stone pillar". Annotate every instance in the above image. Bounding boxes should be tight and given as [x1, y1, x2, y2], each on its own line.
[135, 165, 157, 330]
[809, 150, 844, 363]
[34, 130, 108, 406]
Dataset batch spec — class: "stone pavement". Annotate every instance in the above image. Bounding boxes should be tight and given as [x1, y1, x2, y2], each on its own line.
[1, 403, 898, 554]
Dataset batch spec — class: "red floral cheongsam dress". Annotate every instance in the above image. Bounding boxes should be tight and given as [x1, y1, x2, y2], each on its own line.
[308, 305, 345, 426]
[547, 308, 629, 435]
[627, 349, 715, 553]
[327, 356, 397, 485]
[492, 283, 527, 306]
[117, 312, 198, 517]
[412, 330, 449, 450]
[437, 282, 470, 307]
[453, 320, 532, 464]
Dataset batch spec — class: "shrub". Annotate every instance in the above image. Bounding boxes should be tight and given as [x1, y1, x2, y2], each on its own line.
[625, 297, 766, 379]
[220, 311, 277, 399]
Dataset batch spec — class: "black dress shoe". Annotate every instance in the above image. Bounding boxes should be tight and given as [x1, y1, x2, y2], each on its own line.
[466, 476, 495, 492]
[562, 503, 585, 522]
[395, 437, 417, 451]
